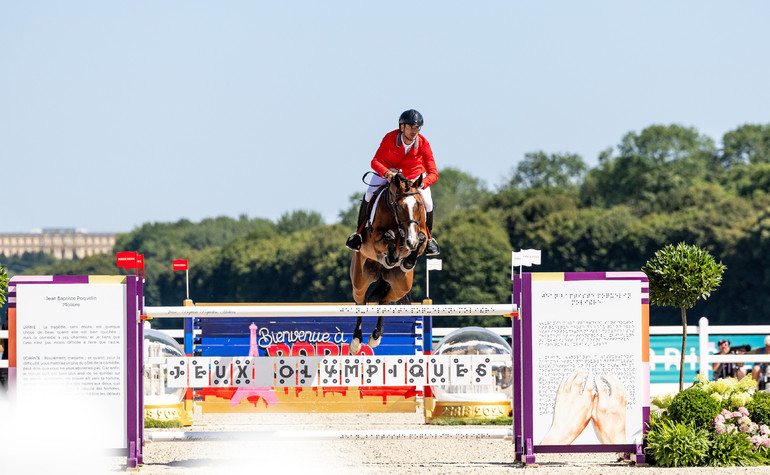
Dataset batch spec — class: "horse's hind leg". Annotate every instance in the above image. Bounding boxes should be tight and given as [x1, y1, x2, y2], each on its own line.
[368, 271, 414, 349]
[350, 316, 364, 355]
[368, 316, 384, 349]
[349, 254, 373, 355]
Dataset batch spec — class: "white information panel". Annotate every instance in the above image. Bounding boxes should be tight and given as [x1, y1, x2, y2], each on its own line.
[531, 279, 643, 446]
[15, 283, 127, 449]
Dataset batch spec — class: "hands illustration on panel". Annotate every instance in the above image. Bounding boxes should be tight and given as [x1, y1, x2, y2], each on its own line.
[540, 371, 627, 445]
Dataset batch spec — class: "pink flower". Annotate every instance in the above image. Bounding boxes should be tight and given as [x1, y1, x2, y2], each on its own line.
[715, 414, 725, 424]
[761, 425, 770, 437]
[733, 411, 742, 419]
[762, 437, 770, 448]
[740, 416, 752, 426]
[715, 423, 726, 434]
[739, 407, 750, 417]
[722, 409, 733, 417]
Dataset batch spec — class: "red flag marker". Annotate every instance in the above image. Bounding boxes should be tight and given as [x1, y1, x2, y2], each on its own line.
[173, 259, 190, 300]
[137, 254, 145, 278]
[116, 251, 137, 269]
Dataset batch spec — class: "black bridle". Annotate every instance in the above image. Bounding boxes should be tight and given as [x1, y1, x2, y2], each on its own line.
[386, 174, 424, 238]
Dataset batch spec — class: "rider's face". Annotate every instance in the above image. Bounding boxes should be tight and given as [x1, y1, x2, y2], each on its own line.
[400, 123, 420, 143]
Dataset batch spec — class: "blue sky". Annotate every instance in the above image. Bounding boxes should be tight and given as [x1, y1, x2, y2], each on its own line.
[1, 1, 768, 233]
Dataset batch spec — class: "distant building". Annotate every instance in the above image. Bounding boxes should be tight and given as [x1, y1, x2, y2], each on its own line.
[0, 228, 116, 260]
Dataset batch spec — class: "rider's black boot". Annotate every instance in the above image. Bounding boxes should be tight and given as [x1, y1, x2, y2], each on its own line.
[345, 199, 368, 251]
[425, 210, 440, 256]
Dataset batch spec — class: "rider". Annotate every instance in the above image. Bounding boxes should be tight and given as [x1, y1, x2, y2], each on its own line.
[345, 109, 440, 256]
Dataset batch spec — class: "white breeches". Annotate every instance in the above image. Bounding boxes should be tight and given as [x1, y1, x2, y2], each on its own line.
[365, 174, 433, 212]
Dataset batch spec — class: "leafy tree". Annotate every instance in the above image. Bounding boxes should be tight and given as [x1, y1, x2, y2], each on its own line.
[338, 192, 363, 229]
[275, 210, 324, 234]
[481, 186, 526, 212]
[506, 151, 587, 191]
[210, 224, 351, 303]
[430, 209, 513, 327]
[618, 124, 714, 163]
[0, 263, 8, 307]
[642, 243, 726, 391]
[581, 125, 716, 210]
[719, 124, 770, 168]
[731, 163, 770, 197]
[429, 167, 491, 222]
[27, 253, 118, 277]
[2, 251, 57, 275]
[113, 216, 275, 304]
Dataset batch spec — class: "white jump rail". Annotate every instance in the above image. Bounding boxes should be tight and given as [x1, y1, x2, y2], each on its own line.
[143, 304, 516, 318]
[147, 428, 513, 442]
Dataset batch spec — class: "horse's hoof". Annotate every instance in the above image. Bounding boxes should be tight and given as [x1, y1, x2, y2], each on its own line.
[349, 338, 361, 355]
[368, 335, 381, 349]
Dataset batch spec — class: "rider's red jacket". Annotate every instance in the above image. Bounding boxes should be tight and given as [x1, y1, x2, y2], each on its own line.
[370, 130, 438, 187]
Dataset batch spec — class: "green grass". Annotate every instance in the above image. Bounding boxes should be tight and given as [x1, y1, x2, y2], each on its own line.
[428, 416, 512, 425]
[144, 418, 184, 428]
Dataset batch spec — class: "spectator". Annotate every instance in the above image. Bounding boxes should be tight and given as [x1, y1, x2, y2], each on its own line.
[751, 335, 770, 390]
[712, 339, 747, 381]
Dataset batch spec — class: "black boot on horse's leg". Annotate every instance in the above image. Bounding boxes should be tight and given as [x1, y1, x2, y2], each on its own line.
[345, 199, 368, 251]
[425, 210, 440, 256]
[350, 316, 364, 355]
[368, 316, 384, 349]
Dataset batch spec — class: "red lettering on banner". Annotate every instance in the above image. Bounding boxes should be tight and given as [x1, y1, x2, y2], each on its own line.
[291, 341, 315, 356]
[316, 342, 338, 356]
[342, 343, 374, 356]
[267, 344, 291, 356]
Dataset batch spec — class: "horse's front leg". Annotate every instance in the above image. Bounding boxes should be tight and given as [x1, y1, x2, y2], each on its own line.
[383, 230, 400, 267]
[368, 316, 384, 349]
[400, 242, 423, 272]
[350, 315, 364, 355]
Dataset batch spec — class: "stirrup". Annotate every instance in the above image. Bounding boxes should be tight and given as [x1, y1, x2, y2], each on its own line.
[346, 233, 362, 251]
[425, 238, 440, 256]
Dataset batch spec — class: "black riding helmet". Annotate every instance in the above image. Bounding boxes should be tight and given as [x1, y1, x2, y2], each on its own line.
[398, 109, 424, 127]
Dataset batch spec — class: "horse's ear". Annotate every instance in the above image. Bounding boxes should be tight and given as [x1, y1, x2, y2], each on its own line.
[412, 175, 423, 190]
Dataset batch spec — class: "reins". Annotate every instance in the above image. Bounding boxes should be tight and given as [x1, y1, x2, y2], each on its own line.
[386, 175, 424, 239]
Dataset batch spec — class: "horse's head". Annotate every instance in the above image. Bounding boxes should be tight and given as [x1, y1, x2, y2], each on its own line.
[387, 174, 427, 255]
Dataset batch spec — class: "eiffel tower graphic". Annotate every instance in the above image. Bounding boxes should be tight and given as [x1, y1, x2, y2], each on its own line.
[230, 323, 278, 407]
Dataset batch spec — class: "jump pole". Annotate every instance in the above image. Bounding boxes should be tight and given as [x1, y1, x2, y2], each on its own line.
[147, 428, 513, 442]
[144, 304, 515, 319]
[143, 302, 516, 420]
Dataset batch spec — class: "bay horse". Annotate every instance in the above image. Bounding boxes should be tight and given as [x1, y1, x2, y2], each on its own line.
[349, 172, 429, 355]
